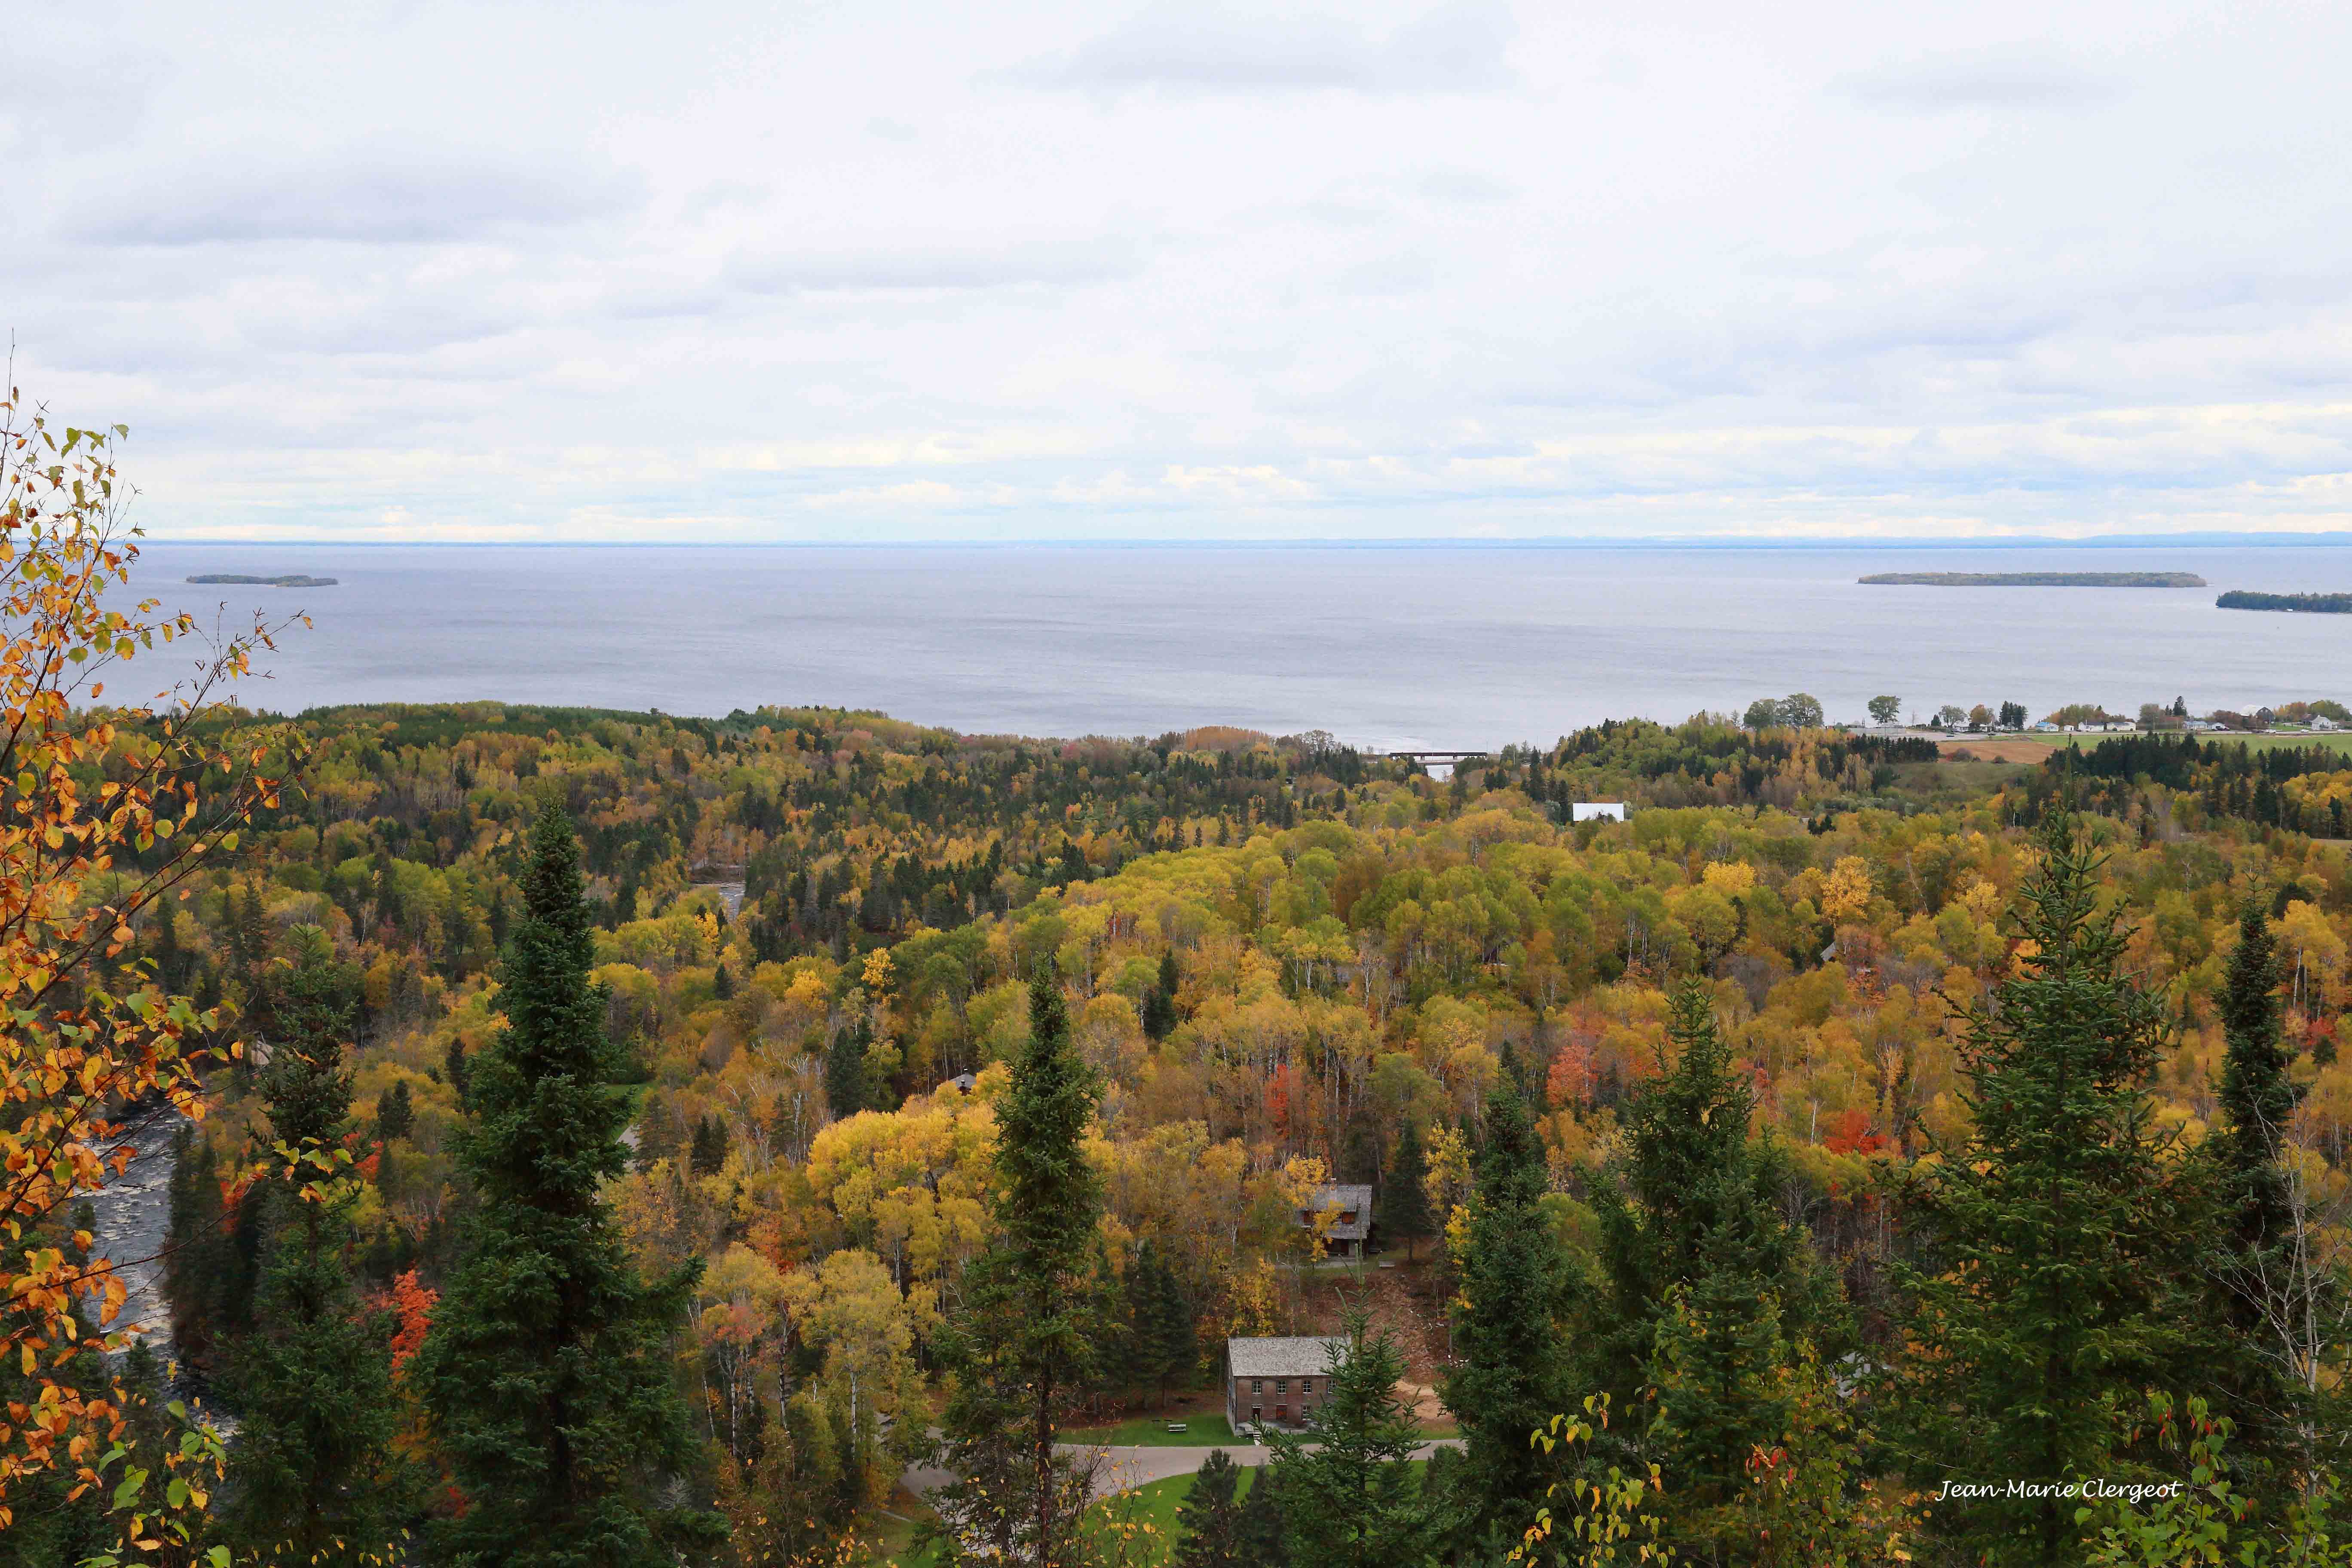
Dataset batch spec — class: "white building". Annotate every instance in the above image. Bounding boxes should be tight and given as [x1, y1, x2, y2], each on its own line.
[1572, 802, 1627, 822]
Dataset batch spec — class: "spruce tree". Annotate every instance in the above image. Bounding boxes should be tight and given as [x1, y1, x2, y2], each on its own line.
[932, 974, 1103, 1565]
[1232, 1467, 1288, 1568]
[1373, 1120, 1434, 1261]
[2205, 900, 2314, 1476]
[2216, 900, 2301, 1253]
[1142, 950, 1181, 1041]
[376, 1077, 415, 1144]
[416, 799, 715, 1566]
[1263, 1307, 1428, 1568]
[1173, 1448, 1245, 1568]
[825, 1016, 871, 1119]
[1150, 1250, 1197, 1407]
[1439, 1064, 1572, 1548]
[1887, 816, 2209, 1564]
[1581, 980, 1831, 1510]
[223, 942, 401, 1564]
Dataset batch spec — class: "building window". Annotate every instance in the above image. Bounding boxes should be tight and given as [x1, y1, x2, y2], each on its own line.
[1276, 1379, 1288, 1394]
[1301, 1379, 1314, 1394]
[1250, 1379, 1262, 1394]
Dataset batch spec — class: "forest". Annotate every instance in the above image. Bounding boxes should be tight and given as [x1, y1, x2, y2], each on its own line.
[9, 410, 2352, 1567]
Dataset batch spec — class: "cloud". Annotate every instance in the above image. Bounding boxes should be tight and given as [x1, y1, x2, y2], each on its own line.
[729, 236, 1144, 294]
[80, 159, 640, 245]
[1005, 1, 1514, 95]
[1833, 43, 2120, 114]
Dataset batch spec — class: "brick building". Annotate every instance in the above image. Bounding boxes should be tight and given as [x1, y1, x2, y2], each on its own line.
[1226, 1336, 1348, 1433]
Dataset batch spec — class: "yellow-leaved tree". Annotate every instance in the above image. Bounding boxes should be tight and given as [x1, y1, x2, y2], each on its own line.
[0, 381, 295, 1546]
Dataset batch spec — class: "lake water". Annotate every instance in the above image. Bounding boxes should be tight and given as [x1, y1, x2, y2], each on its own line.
[133, 542, 2352, 751]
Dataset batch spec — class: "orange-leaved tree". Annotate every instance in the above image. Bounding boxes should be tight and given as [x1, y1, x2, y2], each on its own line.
[0, 378, 298, 1538]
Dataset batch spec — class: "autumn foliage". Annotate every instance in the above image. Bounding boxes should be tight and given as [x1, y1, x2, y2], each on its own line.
[0, 382, 290, 1528]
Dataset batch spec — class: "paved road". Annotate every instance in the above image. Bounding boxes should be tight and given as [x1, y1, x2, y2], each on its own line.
[906, 1438, 1463, 1500]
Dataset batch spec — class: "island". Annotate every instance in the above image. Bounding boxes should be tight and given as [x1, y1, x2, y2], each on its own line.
[2216, 591, 2352, 613]
[186, 574, 339, 587]
[1858, 571, 2206, 588]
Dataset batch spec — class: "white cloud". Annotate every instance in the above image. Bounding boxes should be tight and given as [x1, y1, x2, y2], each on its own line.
[1003, 1, 1516, 96]
[4, 0, 2351, 542]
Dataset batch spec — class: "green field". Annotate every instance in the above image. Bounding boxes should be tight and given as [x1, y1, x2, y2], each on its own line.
[1062, 1412, 1245, 1447]
[877, 1466, 1265, 1565]
[2230, 730, 2352, 755]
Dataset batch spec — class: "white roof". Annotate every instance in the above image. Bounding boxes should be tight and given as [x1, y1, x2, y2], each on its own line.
[1228, 1336, 1349, 1378]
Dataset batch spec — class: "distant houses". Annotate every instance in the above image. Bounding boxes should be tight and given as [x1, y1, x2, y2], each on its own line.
[1571, 802, 1627, 822]
[1227, 1336, 1347, 1432]
[1296, 1183, 1372, 1259]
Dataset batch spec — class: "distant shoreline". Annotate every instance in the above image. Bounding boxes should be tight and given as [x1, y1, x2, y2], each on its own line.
[1859, 571, 2206, 588]
[186, 574, 338, 587]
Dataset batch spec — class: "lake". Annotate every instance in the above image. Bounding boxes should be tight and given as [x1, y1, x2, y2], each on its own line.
[135, 542, 2352, 751]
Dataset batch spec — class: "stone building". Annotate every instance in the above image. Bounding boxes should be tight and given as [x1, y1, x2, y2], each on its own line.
[1227, 1336, 1348, 1432]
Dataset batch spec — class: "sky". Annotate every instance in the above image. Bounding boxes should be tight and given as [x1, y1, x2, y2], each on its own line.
[7, 0, 2352, 543]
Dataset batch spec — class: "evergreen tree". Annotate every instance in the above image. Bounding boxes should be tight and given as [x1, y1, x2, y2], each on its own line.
[1373, 1121, 1434, 1261]
[932, 973, 1103, 1566]
[689, 1112, 729, 1175]
[416, 799, 716, 1566]
[376, 1077, 415, 1143]
[2205, 899, 2315, 1476]
[2216, 900, 2301, 1256]
[825, 1016, 872, 1120]
[1142, 950, 1180, 1041]
[1263, 1307, 1428, 1568]
[1887, 816, 2211, 1564]
[1173, 1448, 1245, 1568]
[1439, 1063, 1573, 1548]
[223, 941, 402, 1564]
[1581, 980, 1831, 1515]
[1232, 1466, 1288, 1568]
[444, 1035, 470, 1110]
[1150, 1249, 1197, 1407]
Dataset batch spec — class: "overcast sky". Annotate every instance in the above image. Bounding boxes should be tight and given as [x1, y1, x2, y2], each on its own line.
[8, 0, 2352, 542]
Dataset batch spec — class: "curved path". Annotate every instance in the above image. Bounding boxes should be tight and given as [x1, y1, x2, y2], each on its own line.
[905, 1437, 1462, 1499]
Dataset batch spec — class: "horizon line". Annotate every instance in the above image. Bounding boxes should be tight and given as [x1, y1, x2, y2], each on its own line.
[135, 530, 2352, 550]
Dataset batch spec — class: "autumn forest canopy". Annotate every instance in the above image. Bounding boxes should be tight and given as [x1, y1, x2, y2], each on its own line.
[13, 401, 2352, 1566]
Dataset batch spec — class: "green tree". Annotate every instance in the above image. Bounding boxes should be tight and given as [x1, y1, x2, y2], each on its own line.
[1373, 1121, 1435, 1262]
[375, 1077, 415, 1143]
[2206, 900, 2317, 1477]
[1263, 1307, 1428, 1568]
[1130, 1242, 1196, 1409]
[416, 799, 715, 1566]
[1142, 950, 1181, 1041]
[825, 1016, 872, 1120]
[1582, 980, 1831, 1512]
[932, 974, 1103, 1566]
[1233, 1467, 1288, 1568]
[2216, 901, 2301, 1261]
[1886, 816, 2211, 1564]
[1173, 1448, 1245, 1568]
[222, 938, 402, 1564]
[1439, 1063, 1573, 1547]
[1867, 694, 1902, 725]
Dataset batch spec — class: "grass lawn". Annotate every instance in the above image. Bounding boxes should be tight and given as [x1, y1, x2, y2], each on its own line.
[2233, 730, 2352, 754]
[878, 1467, 1263, 1564]
[1063, 1412, 1246, 1448]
